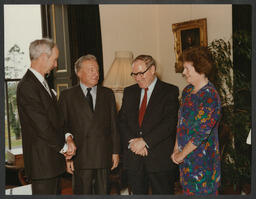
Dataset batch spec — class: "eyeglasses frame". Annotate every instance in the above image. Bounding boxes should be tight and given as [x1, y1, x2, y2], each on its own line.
[130, 65, 153, 78]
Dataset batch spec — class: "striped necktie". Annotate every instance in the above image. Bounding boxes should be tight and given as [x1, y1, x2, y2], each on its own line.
[42, 79, 52, 97]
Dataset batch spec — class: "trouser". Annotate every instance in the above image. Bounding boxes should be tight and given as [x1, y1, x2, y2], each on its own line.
[31, 175, 62, 195]
[127, 168, 176, 194]
[73, 168, 109, 194]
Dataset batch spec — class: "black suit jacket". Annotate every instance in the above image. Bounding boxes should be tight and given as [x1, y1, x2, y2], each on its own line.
[58, 85, 120, 170]
[16, 70, 66, 180]
[118, 79, 179, 172]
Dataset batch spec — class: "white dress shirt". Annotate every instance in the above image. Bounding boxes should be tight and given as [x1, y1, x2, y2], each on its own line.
[139, 77, 157, 107]
[80, 82, 97, 110]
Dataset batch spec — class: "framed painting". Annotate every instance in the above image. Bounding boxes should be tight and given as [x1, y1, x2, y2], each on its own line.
[172, 18, 208, 72]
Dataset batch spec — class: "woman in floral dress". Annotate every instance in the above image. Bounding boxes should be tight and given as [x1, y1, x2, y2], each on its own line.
[171, 46, 221, 195]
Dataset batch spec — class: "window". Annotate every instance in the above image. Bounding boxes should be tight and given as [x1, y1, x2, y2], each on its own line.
[4, 5, 42, 153]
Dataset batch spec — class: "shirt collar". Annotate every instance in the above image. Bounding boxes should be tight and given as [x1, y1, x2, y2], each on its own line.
[147, 77, 157, 92]
[80, 82, 97, 94]
[29, 67, 45, 83]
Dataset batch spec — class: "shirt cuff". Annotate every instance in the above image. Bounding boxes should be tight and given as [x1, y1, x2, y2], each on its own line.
[65, 133, 73, 141]
[60, 143, 68, 154]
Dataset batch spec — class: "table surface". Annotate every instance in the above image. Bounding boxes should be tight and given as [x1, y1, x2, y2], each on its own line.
[6, 184, 32, 195]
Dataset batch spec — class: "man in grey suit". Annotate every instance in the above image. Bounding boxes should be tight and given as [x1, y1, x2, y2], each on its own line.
[17, 38, 76, 194]
[58, 54, 120, 194]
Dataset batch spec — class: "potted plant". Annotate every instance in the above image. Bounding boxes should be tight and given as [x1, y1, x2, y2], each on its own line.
[208, 35, 251, 194]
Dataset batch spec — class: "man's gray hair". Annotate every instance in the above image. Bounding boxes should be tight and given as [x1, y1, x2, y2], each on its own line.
[74, 54, 98, 74]
[132, 54, 157, 69]
[29, 38, 56, 61]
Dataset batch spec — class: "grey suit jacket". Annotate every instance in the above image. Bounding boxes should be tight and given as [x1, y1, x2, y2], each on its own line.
[58, 85, 120, 170]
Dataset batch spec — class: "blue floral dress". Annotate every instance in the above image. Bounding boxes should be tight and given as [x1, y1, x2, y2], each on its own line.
[177, 82, 221, 195]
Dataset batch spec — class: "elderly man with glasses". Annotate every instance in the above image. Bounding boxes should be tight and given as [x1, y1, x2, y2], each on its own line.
[118, 55, 179, 194]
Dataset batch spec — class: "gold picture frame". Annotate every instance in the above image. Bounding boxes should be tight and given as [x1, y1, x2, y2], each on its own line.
[56, 83, 69, 99]
[172, 18, 208, 73]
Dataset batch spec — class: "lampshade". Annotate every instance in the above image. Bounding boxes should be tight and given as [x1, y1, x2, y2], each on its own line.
[103, 51, 135, 110]
[103, 51, 135, 90]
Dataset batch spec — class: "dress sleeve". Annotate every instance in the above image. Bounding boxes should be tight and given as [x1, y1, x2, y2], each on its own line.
[189, 88, 221, 146]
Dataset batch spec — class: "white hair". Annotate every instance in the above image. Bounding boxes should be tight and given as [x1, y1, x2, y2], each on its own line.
[29, 38, 56, 60]
[74, 54, 97, 74]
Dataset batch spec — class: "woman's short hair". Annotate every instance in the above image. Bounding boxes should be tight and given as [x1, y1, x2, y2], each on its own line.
[74, 54, 97, 74]
[181, 46, 213, 78]
[29, 38, 56, 61]
[132, 55, 157, 69]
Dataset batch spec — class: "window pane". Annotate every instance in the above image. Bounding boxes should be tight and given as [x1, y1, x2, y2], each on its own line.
[5, 84, 9, 150]
[4, 5, 42, 79]
[4, 5, 42, 161]
[7, 81, 22, 149]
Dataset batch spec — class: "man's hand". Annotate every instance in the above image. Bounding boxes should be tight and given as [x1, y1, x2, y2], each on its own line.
[111, 154, 119, 170]
[65, 135, 76, 160]
[129, 138, 147, 154]
[136, 147, 148, 156]
[66, 160, 74, 174]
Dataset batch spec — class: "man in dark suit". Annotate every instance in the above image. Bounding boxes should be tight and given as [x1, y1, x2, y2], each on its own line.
[58, 54, 120, 194]
[17, 38, 76, 194]
[118, 55, 179, 194]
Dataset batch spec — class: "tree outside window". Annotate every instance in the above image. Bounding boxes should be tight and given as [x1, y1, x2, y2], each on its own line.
[4, 5, 42, 154]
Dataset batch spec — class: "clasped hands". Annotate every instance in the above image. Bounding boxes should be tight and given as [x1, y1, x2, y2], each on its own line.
[128, 138, 148, 156]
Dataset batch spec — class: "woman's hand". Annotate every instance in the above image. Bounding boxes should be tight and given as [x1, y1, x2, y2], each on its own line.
[173, 151, 185, 164]
[171, 151, 180, 164]
[173, 140, 197, 164]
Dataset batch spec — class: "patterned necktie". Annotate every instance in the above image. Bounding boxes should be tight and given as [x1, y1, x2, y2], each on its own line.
[42, 79, 52, 97]
[86, 88, 94, 112]
[139, 88, 148, 126]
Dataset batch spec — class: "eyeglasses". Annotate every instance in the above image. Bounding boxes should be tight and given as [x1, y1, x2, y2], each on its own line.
[130, 65, 152, 78]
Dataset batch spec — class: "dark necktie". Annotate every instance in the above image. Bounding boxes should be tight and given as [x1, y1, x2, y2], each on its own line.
[86, 88, 94, 112]
[139, 88, 148, 127]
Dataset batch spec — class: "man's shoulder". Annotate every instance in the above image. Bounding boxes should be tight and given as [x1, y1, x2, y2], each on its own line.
[59, 85, 80, 97]
[157, 79, 179, 92]
[124, 83, 139, 92]
[99, 85, 114, 93]
[17, 71, 37, 92]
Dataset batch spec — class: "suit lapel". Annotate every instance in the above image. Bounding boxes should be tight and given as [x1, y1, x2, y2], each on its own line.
[134, 85, 142, 128]
[94, 85, 101, 114]
[50, 89, 57, 103]
[87, 86, 105, 133]
[142, 79, 162, 125]
[26, 70, 53, 101]
[76, 85, 94, 120]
